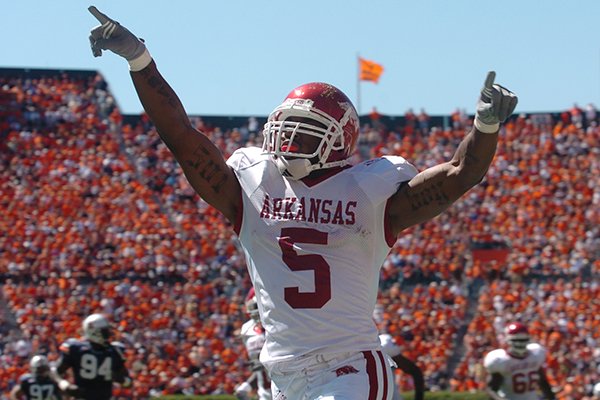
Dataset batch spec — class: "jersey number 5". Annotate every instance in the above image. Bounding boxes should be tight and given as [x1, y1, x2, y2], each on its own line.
[278, 227, 331, 309]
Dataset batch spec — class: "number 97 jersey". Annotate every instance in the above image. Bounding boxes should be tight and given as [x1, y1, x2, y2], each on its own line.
[483, 343, 547, 400]
[58, 338, 126, 400]
[17, 373, 61, 400]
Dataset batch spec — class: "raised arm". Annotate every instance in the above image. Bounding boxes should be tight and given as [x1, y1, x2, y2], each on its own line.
[387, 71, 517, 235]
[129, 62, 241, 223]
[88, 6, 241, 224]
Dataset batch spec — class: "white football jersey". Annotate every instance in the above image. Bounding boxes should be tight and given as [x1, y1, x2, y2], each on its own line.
[239, 319, 271, 400]
[228, 147, 418, 370]
[483, 343, 547, 400]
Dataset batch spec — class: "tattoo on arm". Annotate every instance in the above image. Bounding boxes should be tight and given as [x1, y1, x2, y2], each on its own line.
[146, 75, 179, 108]
[137, 68, 182, 112]
[407, 181, 449, 211]
[185, 144, 229, 193]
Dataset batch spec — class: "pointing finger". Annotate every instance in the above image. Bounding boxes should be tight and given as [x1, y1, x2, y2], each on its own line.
[483, 71, 496, 91]
[88, 6, 111, 24]
[480, 71, 496, 101]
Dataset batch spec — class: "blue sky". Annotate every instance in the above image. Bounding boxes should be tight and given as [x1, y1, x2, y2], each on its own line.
[3, 1, 599, 117]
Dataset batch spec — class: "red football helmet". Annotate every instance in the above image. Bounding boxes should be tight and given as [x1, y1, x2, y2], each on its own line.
[262, 82, 360, 180]
[245, 288, 260, 322]
[505, 322, 530, 357]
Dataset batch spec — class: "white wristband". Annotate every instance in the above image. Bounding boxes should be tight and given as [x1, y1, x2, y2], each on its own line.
[58, 379, 71, 391]
[128, 49, 152, 72]
[474, 118, 500, 134]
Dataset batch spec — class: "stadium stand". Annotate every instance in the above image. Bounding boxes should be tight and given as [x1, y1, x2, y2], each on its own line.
[0, 67, 599, 399]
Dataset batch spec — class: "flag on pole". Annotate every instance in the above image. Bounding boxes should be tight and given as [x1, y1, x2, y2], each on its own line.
[359, 57, 384, 83]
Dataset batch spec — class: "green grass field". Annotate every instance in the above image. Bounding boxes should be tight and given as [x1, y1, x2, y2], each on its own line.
[159, 391, 488, 399]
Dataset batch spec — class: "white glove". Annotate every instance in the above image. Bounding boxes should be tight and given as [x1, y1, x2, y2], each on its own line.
[234, 381, 252, 400]
[475, 71, 518, 133]
[88, 6, 152, 71]
[57, 379, 71, 391]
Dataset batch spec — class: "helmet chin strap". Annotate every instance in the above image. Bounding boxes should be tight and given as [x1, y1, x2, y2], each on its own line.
[276, 156, 351, 180]
[276, 157, 314, 180]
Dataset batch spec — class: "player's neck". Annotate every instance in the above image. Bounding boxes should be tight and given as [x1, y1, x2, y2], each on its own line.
[301, 165, 351, 186]
[508, 350, 528, 359]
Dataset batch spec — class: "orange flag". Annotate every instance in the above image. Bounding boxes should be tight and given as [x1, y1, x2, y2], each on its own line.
[359, 57, 384, 83]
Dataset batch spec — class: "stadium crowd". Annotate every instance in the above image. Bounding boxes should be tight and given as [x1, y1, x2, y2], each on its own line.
[0, 69, 599, 398]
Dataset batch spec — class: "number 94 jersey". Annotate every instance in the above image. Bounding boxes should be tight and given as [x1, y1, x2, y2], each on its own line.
[228, 147, 418, 369]
[483, 343, 547, 400]
[57, 338, 127, 400]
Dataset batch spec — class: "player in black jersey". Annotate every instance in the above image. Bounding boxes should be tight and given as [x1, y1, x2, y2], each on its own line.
[10, 355, 62, 400]
[54, 314, 131, 400]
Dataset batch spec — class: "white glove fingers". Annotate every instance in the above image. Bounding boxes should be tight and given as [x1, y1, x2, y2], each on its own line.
[480, 71, 496, 101]
[483, 71, 496, 89]
[505, 95, 518, 120]
[88, 6, 112, 24]
[497, 85, 518, 120]
[496, 91, 517, 122]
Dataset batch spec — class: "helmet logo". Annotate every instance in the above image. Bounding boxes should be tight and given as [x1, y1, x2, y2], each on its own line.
[282, 98, 314, 110]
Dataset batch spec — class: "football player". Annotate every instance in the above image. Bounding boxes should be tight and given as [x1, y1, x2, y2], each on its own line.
[234, 288, 272, 400]
[88, 7, 517, 399]
[379, 333, 424, 400]
[54, 314, 131, 400]
[483, 322, 556, 400]
[10, 355, 62, 400]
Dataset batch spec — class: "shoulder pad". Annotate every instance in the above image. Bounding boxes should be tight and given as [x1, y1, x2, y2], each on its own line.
[527, 342, 546, 360]
[358, 156, 418, 177]
[226, 146, 265, 171]
[350, 157, 418, 204]
[19, 373, 33, 383]
[63, 337, 82, 346]
[110, 341, 127, 358]
[59, 337, 83, 353]
[483, 349, 508, 372]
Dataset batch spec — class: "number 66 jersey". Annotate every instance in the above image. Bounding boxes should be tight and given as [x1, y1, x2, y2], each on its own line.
[228, 147, 418, 370]
[483, 343, 548, 400]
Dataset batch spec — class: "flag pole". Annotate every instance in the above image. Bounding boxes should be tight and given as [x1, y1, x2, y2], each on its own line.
[356, 53, 361, 115]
